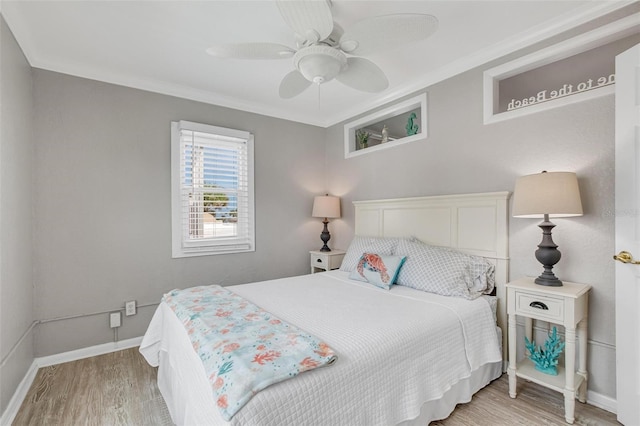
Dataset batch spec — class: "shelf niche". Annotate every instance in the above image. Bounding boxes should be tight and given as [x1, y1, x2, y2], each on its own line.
[483, 13, 640, 124]
[344, 93, 427, 159]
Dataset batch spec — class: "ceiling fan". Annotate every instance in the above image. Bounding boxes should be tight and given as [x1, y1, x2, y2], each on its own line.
[206, 0, 438, 99]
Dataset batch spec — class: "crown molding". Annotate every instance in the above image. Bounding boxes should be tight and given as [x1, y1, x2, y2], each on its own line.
[29, 58, 328, 127]
[321, 0, 636, 127]
[3, 1, 635, 129]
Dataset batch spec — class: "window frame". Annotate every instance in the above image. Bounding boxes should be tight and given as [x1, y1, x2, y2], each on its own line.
[171, 120, 255, 258]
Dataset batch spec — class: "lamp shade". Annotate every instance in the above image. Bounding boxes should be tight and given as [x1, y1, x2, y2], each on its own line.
[312, 195, 341, 219]
[512, 171, 583, 218]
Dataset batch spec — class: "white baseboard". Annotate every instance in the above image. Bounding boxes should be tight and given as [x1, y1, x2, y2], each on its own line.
[0, 360, 38, 426]
[0, 336, 143, 425]
[36, 336, 143, 367]
[587, 390, 617, 414]
[2, 335, 617, 424]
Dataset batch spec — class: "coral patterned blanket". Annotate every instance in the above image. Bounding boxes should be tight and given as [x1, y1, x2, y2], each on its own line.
[162, 285, 337, 421]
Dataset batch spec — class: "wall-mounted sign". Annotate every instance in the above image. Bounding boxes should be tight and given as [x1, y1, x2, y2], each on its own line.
[483, 13, 640, 124]
[506, 74, 615, 111]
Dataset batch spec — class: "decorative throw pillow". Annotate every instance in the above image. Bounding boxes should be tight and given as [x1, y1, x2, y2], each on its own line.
[395, 238, 495, 299]
[348, 253, 407, 290]
[340, 236, 400, 272]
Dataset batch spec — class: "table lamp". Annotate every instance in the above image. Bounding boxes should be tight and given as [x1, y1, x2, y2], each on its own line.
[512, 171, 583, 286]
[312, 195, 341, 252]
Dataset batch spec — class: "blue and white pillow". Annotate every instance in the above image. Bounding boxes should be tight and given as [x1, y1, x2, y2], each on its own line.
[395, 238, 495, 299]
[348, 253, 406, 290]
[340, 236, 400, 272]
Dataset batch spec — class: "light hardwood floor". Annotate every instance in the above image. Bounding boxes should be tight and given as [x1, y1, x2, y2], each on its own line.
[13, 347, 619, 425]
[13, 348, 172, 425]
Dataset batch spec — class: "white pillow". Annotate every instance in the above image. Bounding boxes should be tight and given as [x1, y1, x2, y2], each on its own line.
[339, 236, 400, 272]
[348, 253, 407, 290]
[395, 238, 495, 299]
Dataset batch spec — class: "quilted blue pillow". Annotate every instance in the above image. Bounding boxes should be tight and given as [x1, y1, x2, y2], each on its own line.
[348, 253, 407, 290]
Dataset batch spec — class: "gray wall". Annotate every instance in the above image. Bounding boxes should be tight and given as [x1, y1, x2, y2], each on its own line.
[0, 16, 35, 414]
[325, 45, 619, 398]
[1, 9, 627, 408]
[31, 69, 326, 356]
[499, 34, 640, 112]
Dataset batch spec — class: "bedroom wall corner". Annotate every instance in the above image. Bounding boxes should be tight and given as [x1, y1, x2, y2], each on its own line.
[323, 33, 625, 401]
[31, 70, 326, 357]
[0, 15, 36, 417]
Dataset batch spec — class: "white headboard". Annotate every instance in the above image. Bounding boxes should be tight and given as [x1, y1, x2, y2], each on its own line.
[353, 191, 510, 367]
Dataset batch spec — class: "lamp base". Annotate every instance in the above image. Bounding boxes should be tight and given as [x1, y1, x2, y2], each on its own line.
[534, 274, 563, 287]
[319, 219, 332, 252]
[534, 217, 563, 287]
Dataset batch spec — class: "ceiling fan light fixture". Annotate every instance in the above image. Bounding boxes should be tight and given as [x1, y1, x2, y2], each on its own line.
[340, 39, 359, 53]
[207, 2, 439, 98]
[294, 45, 347, 84]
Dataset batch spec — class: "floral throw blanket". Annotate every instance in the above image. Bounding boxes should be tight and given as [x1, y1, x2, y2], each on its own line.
[163, 285, 337, 421]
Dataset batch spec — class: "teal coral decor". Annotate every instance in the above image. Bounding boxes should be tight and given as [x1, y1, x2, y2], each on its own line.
[524, 326, 565, 375]
[405, 112, 419, 136]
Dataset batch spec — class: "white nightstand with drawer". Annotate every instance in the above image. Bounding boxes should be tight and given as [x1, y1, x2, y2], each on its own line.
[507, 277, 591, 424]
[310, 250, 345, 274]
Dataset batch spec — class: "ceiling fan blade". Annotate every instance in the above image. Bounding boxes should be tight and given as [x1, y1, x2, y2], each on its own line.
[276, 0, 333, 44]
[206, 43, 295, 60]
[336, 57, 388, 93]
[279, 70, 313, 98]
[340, 14, 438, 56]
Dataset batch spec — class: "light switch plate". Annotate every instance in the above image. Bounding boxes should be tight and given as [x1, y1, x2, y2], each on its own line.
[110, 312, 121, 328]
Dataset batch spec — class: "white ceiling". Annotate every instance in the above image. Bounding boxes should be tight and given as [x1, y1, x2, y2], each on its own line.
[1, 1, 630, 127]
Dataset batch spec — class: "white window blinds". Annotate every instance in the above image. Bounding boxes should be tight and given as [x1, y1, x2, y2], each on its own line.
[171, 121, 254, 257]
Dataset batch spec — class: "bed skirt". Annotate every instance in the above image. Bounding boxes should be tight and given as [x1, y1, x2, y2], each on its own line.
[400, 361, 502, 425]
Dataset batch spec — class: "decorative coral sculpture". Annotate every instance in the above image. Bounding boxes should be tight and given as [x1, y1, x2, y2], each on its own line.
[524, 326, 565, 376]
[405, 112, 419, 136]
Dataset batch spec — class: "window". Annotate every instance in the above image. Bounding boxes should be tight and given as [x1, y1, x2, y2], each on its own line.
[171, 120, 254, 257]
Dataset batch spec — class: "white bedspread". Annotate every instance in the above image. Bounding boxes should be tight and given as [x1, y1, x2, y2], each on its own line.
[140, 270, 502, 425]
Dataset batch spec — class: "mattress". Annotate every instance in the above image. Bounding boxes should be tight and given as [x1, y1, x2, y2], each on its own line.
[140, 270, 502, 425]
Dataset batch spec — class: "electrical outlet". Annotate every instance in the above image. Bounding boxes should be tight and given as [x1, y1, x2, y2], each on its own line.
[110, 312, 121, 328]
[125, 300, 137, 316]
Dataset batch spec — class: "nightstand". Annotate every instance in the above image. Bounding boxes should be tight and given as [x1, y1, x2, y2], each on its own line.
[507, 277, 591, 424]
[310, 250, 345, 274]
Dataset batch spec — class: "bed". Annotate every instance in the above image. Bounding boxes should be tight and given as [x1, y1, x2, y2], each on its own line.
[140, 192, 510, 425]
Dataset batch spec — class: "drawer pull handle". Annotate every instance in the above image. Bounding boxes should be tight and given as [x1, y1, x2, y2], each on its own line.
[529, 301, 549, 310]
[317, 259, 322, 263]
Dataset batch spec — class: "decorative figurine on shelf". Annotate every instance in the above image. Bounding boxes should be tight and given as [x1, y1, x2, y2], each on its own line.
[524, 326, 565, 376]
[405, 112, 419, 136]
[381, 125, 389, 143]
[356, 129, 370, 149]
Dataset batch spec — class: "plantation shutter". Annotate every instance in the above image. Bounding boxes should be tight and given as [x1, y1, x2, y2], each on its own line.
[171, 121, 254, 257]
